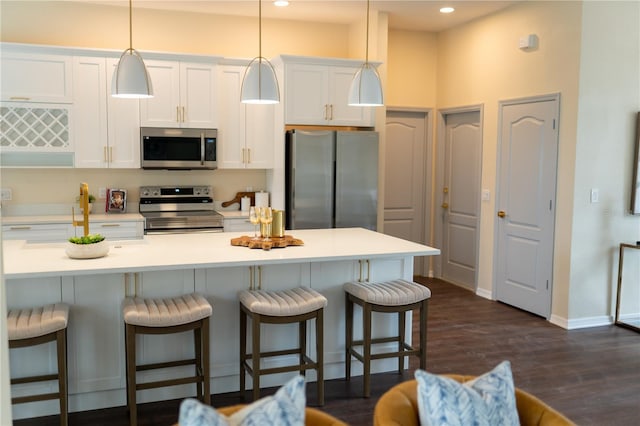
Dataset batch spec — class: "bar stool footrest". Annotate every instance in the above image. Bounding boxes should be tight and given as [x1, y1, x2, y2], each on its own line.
[136, 358, 196, 372]
[136, 375, 204, 391]
[11, 373, 59, 385]
[12, 392, 61, 404]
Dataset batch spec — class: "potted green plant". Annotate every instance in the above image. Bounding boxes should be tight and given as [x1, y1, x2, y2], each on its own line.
[76, 194, 96, 214]
[66, 233, 109, 259]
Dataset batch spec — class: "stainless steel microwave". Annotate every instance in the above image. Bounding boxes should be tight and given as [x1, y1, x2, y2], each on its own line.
[140, 127, 217, 170]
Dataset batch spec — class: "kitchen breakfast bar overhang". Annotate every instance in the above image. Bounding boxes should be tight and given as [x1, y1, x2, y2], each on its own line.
[3, 228, 439, 419]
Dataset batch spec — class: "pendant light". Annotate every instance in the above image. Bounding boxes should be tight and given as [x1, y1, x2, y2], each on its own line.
[112, 0, 153, 98]
[241, 0, 280, 104]
[348, 0, 383, 106]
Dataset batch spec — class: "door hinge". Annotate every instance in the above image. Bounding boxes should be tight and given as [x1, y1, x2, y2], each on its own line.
[549, 200, 552, 210]
[552, 119, 556, 129]
[546, 280, 549, 290]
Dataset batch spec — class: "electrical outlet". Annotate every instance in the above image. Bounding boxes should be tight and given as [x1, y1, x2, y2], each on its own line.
[0, 188, 12, 201]
[99, 188, 107, 199]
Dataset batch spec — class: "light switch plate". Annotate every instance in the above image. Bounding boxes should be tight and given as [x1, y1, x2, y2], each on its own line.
[0, 188, 12, 201]
[590, 188, 599, 203]
[481, 189, 491, 201]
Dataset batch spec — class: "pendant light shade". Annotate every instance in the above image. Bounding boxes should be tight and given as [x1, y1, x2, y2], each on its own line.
[112, 48, 153, 98]
[112, 0, 153, 99]
[241, 57, 280, 104]
[241, 0, 280, 104]
[348, 63, 383, 106]
[349, 0, 383, 107]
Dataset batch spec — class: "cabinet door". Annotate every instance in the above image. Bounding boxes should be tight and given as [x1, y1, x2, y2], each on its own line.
[2, 223, 70, 242]
[245, 102, 275, 169]
[139, 60, 181, 127]
[181, 62, 217, 128]
[218, 64, 274, 169]
[218, 65, 246, 168]
[64, 274, 126, 394]
[106, 58, 141, 168]
[89, 220, 144, 240]
[1, 52, 72, 103]
[328, 66, 374, 127]
[73, 56, 108, 168]
[285, 64, 329, 125]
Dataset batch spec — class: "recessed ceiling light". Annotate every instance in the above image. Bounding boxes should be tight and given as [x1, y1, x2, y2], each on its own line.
[274, 0, 289, 6]
[440, 7, 455, 14]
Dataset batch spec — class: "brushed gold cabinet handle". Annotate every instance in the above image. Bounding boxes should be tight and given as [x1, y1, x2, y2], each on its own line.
[100, 223, 121, 227]
[10, 96, 31, 101]
[176, 106, 180, 123]
[498, 210, 506, 218]
[442, 202, 449, 209]
[181, 106, 186, 123]
[247, 148, 251, 164]
[103, 146, 108, 162]
[10, 226, 32, 230]
[109, 147, 113, 163]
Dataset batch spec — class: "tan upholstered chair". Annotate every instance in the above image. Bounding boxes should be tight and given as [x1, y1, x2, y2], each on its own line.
[218, 405, 347, 425]
[373, 375, 576, 426]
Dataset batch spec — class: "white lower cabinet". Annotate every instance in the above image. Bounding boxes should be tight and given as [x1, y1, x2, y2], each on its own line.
[5, 255, 415, 419]
[88, 220, 144, 240]
[222, 216, 253, 233]
[64, 274, 126, 395]
[1, 223, 71, 243]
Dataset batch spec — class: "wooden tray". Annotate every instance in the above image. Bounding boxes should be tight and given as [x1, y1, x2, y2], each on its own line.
[230, 235, 304, 251]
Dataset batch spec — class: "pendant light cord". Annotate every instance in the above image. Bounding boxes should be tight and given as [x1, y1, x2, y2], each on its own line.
[258, 0, 263, 58]
[128, 0, 133, 51]
[365, 0, 370, 63]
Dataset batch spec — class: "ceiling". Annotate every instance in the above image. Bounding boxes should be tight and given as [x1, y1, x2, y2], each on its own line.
[78, 0, 520, 32]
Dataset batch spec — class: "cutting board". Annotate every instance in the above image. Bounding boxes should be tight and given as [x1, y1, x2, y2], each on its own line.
[221, 192, 255, 208]
[230, 235, 304, 251]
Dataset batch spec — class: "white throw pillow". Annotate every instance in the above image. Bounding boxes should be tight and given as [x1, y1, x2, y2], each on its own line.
[179, 375, 306, 426]
[415, 361, 520, 426]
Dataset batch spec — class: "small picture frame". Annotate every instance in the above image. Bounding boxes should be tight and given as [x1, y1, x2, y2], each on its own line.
[107, 189, 127, 213]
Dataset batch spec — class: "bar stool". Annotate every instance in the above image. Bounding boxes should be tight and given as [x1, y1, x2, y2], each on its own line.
[239, 287, 327, 405]
[344, 279, 431, 397]
[7, 303, 70, 426]
[122, 292, 212, 426]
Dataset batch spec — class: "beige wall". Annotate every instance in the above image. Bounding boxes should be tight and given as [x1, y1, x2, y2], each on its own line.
[387, 30, 437, 108]
[434, 1, 583, 321]
[571, 1, 640, 320]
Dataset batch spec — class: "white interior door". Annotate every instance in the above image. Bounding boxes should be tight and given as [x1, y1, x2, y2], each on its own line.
[383, 110, 429, 276]
[440, 111, 482, 290]
[496, 96, 559, 318]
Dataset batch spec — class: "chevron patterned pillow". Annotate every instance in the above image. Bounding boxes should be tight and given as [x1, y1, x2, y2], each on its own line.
[415, 361, 520, 426]
[178, 375, 306, 426]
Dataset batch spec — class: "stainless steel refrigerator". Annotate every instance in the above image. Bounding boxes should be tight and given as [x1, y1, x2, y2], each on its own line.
[285, 129, 378, 230]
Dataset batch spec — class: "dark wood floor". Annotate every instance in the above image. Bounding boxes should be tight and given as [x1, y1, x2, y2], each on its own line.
[14, 278, 640, 425]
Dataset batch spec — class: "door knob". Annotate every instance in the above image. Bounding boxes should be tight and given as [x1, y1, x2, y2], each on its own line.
[497, 210, 506, 218]
[441, 202, 449, 209]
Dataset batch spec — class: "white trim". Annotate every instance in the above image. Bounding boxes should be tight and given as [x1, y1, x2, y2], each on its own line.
[475, 287, 492, 300]
[551, 314, 613, 330]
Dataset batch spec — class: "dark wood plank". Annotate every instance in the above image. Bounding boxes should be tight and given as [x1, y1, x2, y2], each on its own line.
[13, 278, 640, 425]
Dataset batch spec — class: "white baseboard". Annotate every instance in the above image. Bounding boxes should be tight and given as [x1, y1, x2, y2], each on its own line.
[475, 287, 492, 300]
[551, 314, 612, 330]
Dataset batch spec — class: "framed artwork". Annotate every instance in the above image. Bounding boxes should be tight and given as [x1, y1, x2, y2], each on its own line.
[107, 189, 127, 213]
[631, 112, 640, 215]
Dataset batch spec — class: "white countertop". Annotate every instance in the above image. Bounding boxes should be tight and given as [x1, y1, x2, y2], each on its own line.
[2, 213, 144, 225]
[216, 210, 249, 219]
[3, 228, 440, 279]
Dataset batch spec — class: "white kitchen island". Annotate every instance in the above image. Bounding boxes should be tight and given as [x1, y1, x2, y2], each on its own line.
[3, 228, 439, 419]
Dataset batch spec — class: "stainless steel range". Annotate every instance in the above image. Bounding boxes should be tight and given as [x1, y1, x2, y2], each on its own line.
[139, 185, 223, 234]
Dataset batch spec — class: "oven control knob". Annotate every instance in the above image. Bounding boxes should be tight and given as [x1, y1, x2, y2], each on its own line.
[201, 187, 210, 195]
[141, 189, 149, 197]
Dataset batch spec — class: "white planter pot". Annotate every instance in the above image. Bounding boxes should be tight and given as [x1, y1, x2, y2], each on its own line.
[65, 240, 109, 259]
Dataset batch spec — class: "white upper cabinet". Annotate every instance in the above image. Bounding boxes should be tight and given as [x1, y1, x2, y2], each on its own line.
[73, 57, 140, 168]
[283, 59, 375, 127]
[1, 51, 73, 103]
[140, 60, 218, 128]
[217, 64, 274, 169]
